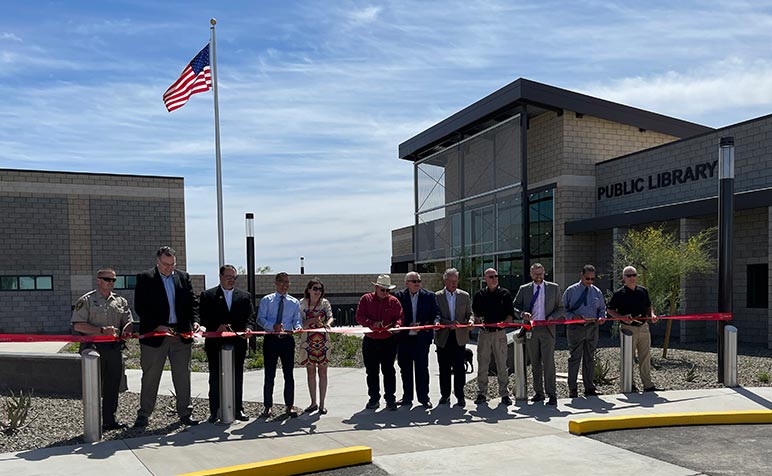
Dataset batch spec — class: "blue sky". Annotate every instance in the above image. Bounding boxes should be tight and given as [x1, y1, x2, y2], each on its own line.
[3, 1, 772, 284]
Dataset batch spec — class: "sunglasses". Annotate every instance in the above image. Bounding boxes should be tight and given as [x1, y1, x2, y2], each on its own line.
[407, 279, 421, 283]
[377, 287, 391, 292]
[99, 277, 116, 283]
[311, 286, 323, 292]
[625, 274, 638, 278]
[583, 277, 595, 281]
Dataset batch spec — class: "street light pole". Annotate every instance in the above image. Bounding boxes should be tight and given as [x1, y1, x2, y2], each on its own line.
[717, 136, 734, 383]
[300, 256, 305, 275]
[245, 213, 256, 353]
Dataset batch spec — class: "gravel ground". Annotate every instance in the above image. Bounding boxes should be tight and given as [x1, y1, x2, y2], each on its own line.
[3, 334, 772, 454]
[0, 392, 299, 454]
[464, 333, 772, 400]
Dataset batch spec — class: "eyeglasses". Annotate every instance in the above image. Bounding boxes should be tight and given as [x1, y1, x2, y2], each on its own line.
[625, 274, 638, 278]
[407, 279, 421, 283]
[486, 275, 499, 279]
[98, 277, 116, 283]
[222, 275, 238, 280]
[377, 287, 390, 292]
[311, 286, 323, 292]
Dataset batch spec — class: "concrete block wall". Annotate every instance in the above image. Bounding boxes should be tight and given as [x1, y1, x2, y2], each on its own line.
[596, 115, 772, 217]
[0, 169, 186, 334]
[732, 208, 769, 344]
[553, 111, 678, 289]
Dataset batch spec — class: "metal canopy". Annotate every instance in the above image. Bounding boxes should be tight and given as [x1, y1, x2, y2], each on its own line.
[398, 78, 713, 161]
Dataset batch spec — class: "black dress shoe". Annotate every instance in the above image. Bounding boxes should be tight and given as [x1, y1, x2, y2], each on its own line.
[568, 389, 578, 398]
[103, 421, 128, 431]
[455, 398, 466, 407]
[396, 398, 412, 406]
[285, 407, 299, 418]
[501, 396, 512, 406]
[259, 409, 271, 418]
[236, 411, 249, 421]
[643, 386, 664, 392]
[546, 396, 557, 406]
[134, 416, 149, 429]
[584, 388, 602, 397]
[439, 396, 451, 405]
[386, 401, 398, 411]
[207, 415, 218, 423]
[530, 394, 545, 402]
[180, 416, 200, 426]
[419, 400, 433, 409]
[365, 399, 380, 409]
[474, 394, 487, 404]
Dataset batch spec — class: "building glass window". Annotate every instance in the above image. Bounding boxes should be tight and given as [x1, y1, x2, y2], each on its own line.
[415, 115, 522, 264]
[36, 276, 53, 290]
[747, 264, 768, 308]
[0, 275, 54, 291]
[114, 275, 137, 290]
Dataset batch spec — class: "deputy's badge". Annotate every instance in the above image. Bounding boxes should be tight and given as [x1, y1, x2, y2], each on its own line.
[75, 300, 85, 311]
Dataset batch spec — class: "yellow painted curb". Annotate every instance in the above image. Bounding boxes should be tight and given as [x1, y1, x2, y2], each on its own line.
[178, 445, 372, 476]
[569, 410, 772, 435]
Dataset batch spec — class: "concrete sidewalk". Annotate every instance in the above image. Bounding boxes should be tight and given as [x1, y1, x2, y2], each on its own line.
[3, 345, 772, 476]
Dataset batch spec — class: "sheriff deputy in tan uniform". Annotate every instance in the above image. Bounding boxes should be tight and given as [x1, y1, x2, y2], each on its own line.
[71, 267, 133, 430]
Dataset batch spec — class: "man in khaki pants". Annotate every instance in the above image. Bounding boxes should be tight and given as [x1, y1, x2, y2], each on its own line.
[472, 268, 515, 406]
[607, 265, 663, 393]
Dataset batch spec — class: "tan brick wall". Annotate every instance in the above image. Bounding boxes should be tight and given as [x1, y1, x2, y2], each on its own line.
[392, 226, 414, 256]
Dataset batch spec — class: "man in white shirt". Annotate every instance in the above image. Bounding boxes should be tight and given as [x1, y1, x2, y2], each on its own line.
[434, 268, 473, 407]
[513, 263, 562, 405]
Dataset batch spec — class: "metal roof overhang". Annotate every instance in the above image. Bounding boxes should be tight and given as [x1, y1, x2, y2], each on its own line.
[398, 78, 713, 162]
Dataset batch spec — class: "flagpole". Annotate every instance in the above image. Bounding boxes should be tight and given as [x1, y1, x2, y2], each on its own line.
[210, 18, 225, 267]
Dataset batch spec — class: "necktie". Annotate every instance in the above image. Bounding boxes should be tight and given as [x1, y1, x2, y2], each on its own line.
[577, 286, 589, 308]
[275, 295, 285, 325]
[529, 284, 541, 310]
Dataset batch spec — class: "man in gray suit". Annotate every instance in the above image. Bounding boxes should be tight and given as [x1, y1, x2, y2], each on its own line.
[514, 263, 562, 406]
[434, 268, 472, 407]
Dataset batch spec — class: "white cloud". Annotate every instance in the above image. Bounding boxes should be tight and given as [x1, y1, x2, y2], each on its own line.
[347, 5, 382, 24]
[583, 58, 772, 126]
[1, 32, 22, 42]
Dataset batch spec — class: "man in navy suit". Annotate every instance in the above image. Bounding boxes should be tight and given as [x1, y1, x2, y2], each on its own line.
[133, 246, 200, 428]
[199, 264, 255, 423]
[395, 271, 440, 408]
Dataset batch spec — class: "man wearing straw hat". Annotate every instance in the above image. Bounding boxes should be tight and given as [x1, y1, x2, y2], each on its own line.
[356, 274, 404, 411]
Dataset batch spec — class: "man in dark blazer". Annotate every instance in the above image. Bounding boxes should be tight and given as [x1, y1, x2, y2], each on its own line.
[199, 264, 255, 423]
[513, 263, 562, 406]
[133, 246, 200, 428]
[434, 268, 472, 407]
[395, 271, 440, 408]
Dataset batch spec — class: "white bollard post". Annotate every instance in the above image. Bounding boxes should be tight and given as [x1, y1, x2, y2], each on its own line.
[723, 325, 738, 387]
[219, 343, 235, 424]
[620, 329, 633, 393]
[81, 349, 102, 442]
[513, 335, 527, 401]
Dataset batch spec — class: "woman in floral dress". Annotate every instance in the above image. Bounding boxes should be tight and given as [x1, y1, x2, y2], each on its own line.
[298, 278, 334, 414]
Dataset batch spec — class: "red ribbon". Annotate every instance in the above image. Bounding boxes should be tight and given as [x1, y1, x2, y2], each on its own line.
[0, 313, 733, 343]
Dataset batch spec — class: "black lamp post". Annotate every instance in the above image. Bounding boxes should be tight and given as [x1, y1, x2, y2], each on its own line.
[246, 213, 256, 353]
[717, 136, 734, 383]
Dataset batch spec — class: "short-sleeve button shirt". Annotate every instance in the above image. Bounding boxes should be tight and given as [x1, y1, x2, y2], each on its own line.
[71, 290, 133, 329]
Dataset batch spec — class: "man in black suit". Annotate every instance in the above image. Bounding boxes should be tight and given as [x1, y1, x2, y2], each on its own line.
[199, 264, 255, 423]
[395, 271, 440, 408]
[133, 246, 200, 428]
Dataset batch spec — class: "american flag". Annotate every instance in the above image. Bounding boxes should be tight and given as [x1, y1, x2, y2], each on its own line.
[163, 45, 212, 112]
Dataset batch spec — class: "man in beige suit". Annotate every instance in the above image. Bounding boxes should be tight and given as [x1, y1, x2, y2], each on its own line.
[434, 268, 473, 407]
[514, 263, 562, 406]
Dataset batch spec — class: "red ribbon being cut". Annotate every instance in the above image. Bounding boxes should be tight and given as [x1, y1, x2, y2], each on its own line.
[0, 313, 732, 343]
